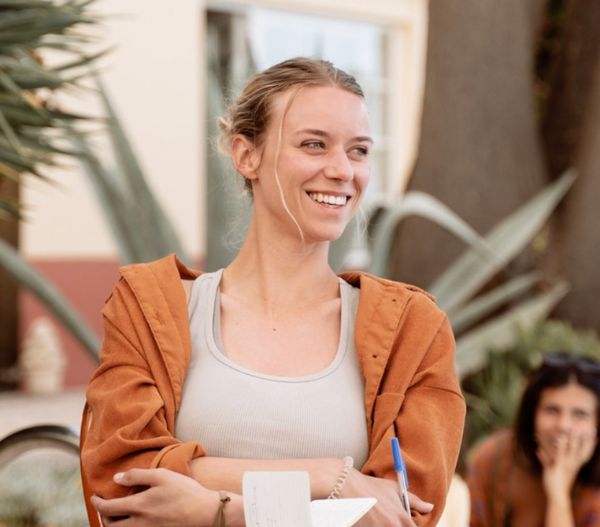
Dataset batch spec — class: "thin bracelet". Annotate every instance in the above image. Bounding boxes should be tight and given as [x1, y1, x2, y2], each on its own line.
[212, 490, 231, 527]
[327, 456, 354, 499]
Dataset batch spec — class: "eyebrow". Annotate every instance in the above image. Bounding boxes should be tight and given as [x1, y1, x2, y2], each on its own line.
[295, 128, 374, 144]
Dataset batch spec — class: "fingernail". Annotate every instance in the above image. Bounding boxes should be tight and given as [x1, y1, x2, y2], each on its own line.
[114, 472, 124, 482]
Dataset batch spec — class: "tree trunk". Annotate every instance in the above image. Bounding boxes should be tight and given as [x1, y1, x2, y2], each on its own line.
[545, 60, 600, 332]
[0, 179, 20, 390]
[541, 0, 600, 333]
[390, 0, 548, 290]
[541, 0, 600, 180]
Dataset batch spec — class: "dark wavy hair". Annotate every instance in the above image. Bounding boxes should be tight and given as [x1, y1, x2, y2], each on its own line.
[514, 352, 600, 485]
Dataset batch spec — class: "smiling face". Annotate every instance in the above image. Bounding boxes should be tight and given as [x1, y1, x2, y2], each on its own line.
[244, 85, 372, 245]
[534, 382, 598, 462]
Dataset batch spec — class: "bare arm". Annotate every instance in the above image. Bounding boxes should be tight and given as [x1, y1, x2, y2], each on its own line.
[189, 456, 341, 499]
[91, 469, 245, 527]
[190, 456, 431, 526]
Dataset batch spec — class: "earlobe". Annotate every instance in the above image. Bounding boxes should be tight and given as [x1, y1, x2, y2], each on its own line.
[231, 135, 260, 179]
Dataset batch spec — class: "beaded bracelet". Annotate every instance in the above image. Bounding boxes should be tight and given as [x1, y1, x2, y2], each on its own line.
[327, 456, 354, 499]
[212, 490, 231, 527]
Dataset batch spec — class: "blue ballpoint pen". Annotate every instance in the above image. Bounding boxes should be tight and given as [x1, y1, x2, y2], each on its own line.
[391, 437, 411, 514]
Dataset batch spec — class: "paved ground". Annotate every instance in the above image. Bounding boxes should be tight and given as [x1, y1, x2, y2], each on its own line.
[0, 387, 86, 440]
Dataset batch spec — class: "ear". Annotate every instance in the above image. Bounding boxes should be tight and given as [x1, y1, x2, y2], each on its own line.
[231, 135, 261, 180]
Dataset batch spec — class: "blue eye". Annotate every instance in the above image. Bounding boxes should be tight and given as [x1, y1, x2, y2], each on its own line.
[349, 146, 370, 158]
[303, 141, 323, 149]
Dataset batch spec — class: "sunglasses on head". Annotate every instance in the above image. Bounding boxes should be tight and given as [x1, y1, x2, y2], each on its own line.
[542, 353, 600, 374]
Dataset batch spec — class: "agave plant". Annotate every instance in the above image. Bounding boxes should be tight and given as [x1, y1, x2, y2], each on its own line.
[0, 236, 100, 355]
[0, 0, 189, 361]
[433, 171, 574, 377]
[0, 0, 106, 360]
[331, 169, 576, 379]
[0, 77, 191, 360]
[67, 78, 189, 266]
[0, 0, 106, 218]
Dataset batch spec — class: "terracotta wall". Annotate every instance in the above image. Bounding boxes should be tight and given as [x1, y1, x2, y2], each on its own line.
[19, 259, 120, 388]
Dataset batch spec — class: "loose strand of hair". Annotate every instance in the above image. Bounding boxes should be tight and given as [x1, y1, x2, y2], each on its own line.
[274, 86, 305, 247]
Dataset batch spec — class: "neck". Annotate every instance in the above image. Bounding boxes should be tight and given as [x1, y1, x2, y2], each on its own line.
[222, 227, 339, 316]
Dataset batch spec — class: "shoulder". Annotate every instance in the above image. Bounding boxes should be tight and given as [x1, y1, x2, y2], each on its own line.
[105, 254, 202, 312]
[466, 432, 514, 527]
[340, 271, 449, 345]
[468, 429, 513, 470]
[119, 253, 200, 283]
[340, 270, 435, 301]
[339, 271, 442, 318]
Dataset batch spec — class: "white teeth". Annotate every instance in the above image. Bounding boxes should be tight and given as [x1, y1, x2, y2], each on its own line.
[309, 193, 347, 206]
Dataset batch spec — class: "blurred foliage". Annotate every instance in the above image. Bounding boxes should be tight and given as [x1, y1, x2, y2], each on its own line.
[0, 237, 100, 356]
[332, 170, 575, 380]
[0, 79, 191, 361]
[0, 453, 87, 527]
[462, 318, 600, 451]
[0, 0, 106, 219]
[0, 1, 189, 362]
[68, 78, 189, 266]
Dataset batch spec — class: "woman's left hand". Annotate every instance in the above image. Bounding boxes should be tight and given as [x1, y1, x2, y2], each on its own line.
[90, 468, 242, 527]
[538, 429, 597, 500]
[339, 470, 433, 527]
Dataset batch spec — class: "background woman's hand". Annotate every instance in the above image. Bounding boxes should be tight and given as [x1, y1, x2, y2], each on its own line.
[340, 470, 433, 527]
[538, 429, 598, 500]
[90, 468, 242, 527]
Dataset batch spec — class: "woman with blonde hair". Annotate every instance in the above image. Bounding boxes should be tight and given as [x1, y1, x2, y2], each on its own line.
[81, 57, 465, 527]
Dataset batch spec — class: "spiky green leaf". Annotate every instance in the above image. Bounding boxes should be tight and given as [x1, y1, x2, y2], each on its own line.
[0, 238, 100, 359]
[430, 169, 576, 313]
[455, 280, 570, 379]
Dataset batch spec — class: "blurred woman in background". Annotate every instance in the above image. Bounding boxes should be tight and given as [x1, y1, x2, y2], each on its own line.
[467, 352, 600, 527]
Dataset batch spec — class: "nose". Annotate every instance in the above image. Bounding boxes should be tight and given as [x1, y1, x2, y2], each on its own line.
[323, 148, 354, 181]
[556, 412, 573, 433]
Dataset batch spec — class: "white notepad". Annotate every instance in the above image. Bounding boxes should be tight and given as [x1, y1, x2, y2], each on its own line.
[243, 471, 376, 527]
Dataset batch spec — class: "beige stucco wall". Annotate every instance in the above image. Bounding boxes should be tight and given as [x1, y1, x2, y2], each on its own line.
[21, 0, 205, 260]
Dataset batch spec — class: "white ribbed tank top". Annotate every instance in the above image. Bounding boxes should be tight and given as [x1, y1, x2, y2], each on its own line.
[175, 270, 369, 469]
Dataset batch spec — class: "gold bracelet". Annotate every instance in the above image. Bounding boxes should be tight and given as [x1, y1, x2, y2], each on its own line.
[212, 490, 231, 527]
[327, 456, 354, 499]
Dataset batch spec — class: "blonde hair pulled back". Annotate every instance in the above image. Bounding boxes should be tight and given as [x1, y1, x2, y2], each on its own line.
[217, 57, 364, 195]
